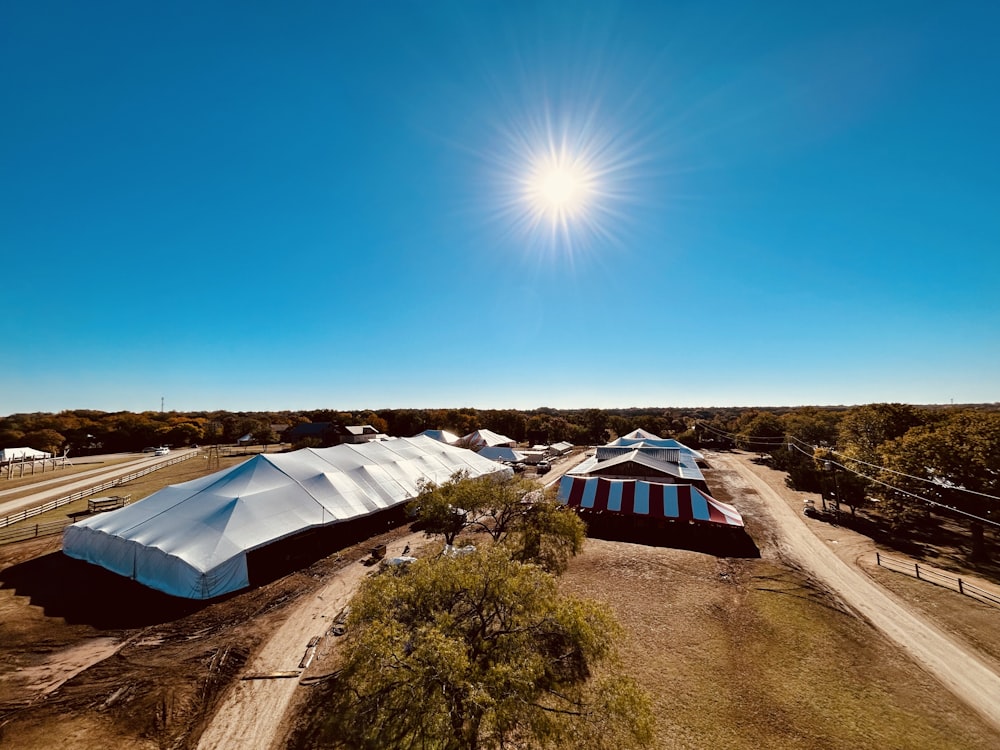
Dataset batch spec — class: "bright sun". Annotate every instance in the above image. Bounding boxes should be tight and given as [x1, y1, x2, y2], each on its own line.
[524, 153, 595, 223]
[486, 102, 634, 255]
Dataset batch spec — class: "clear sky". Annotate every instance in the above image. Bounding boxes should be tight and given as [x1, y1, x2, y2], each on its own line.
[3, 1, 998, 415]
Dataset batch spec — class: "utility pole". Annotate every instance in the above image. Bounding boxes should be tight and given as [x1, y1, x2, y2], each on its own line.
[161, 396, 164, 413]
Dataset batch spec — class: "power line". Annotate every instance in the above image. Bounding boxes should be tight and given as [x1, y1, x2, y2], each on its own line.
[826, 448, 1000, 502]
[696, 420, 1000, 503]
[807, 449, 1000, 529]
[695, 421, 785, 445]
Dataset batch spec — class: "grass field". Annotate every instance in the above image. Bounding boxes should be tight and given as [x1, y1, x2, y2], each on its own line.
[559, 539, 997, 750]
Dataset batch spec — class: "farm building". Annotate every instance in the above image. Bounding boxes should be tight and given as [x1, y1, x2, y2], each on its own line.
[63, 436, 510, 600]
[556, 476, 743, 528]
[558, 428, 746, 540]
[568, 435, 709, 493]
[609, 430, 706, 462]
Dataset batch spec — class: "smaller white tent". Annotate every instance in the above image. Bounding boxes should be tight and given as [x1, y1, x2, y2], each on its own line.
[461, 429, 516, 448]
[478, 446, 526, 463]
[418, 429, 460, 445]
[0, 447, 51, 462]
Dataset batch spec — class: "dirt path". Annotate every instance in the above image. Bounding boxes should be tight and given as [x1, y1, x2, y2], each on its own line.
[712, 451, 1000, 733]
[195, 450, 590, 748]
[195, 532, 422, 750]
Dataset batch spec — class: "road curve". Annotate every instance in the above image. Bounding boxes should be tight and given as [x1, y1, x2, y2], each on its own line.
[713, 452, 1000, 734]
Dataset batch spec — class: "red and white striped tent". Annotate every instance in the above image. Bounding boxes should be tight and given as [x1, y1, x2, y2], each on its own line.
[556, 475, 744, 528]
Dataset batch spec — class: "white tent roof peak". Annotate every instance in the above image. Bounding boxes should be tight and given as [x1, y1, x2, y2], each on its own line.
[619, 428, 662, 441]
[417, 429, 460, 445]
[461, 429, 516, 448]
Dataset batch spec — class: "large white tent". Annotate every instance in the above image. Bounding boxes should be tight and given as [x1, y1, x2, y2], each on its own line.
[63, 436, 509, 600]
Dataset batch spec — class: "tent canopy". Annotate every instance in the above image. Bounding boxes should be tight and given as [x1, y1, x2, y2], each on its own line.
[417, 429, 460, 445]
[461, 429, 516, 448]
[557, 475, 743, 527]
[477, 446, 526, 463]
[63, 436, 510, 600]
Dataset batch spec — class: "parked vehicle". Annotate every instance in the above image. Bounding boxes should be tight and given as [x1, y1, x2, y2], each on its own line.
[536, 461, 551, 474]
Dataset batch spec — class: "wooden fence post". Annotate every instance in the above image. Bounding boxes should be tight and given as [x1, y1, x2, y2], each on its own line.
[958, 578, 964, 595]
[876, 552, 881, 567]
[915, 563, 920, 580]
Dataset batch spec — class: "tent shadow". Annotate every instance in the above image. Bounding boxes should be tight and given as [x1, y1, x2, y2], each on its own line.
[580, 513, 761, 558]
[246, 505, 412, 588]
[0, 551, 205, 629]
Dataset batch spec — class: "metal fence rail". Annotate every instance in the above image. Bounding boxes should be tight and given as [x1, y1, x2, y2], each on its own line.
[876, 551, 1000, 609]
[0, 452, 196, 530]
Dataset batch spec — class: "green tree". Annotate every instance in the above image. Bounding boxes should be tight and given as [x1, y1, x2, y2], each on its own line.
[23, 429, 66, 454]
[734, 411, 786, 452]
[507, 493, 586, 574]
[321, 547, 653, 750]
[251, 421, 277, 452]
[0, 428, 26, 447]
[879, 411, 1000, 559]
[838, 403, 924, 463]
[415, 473, 473, 546]
[416, 474, 587, 573]
[167, 421, 203, 447]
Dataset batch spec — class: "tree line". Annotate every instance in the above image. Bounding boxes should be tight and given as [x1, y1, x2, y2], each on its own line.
[0, 405, 743, 455]
[2, 403, 996, 458]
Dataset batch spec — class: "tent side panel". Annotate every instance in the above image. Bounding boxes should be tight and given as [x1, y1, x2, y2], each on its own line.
[63, 526, 137, 579]
[133, 544, 249, 600]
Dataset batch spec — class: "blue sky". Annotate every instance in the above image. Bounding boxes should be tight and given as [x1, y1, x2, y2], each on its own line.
[3, 1, 998, 414]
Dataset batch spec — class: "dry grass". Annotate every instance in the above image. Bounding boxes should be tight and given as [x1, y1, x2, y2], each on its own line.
[561, 539, 998, 749]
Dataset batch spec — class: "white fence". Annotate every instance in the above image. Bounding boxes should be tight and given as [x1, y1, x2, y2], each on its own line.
[0, 452, 196, 530]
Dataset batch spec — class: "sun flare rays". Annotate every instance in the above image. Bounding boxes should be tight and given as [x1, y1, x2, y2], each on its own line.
[481, 100, 641, 261]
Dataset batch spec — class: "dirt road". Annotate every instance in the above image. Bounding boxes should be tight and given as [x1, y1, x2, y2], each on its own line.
[196, 533, 422, 750]
[712, 451, 1000, 733]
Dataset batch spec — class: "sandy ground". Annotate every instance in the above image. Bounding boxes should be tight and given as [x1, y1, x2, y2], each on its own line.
[196, 532, 423, 750]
